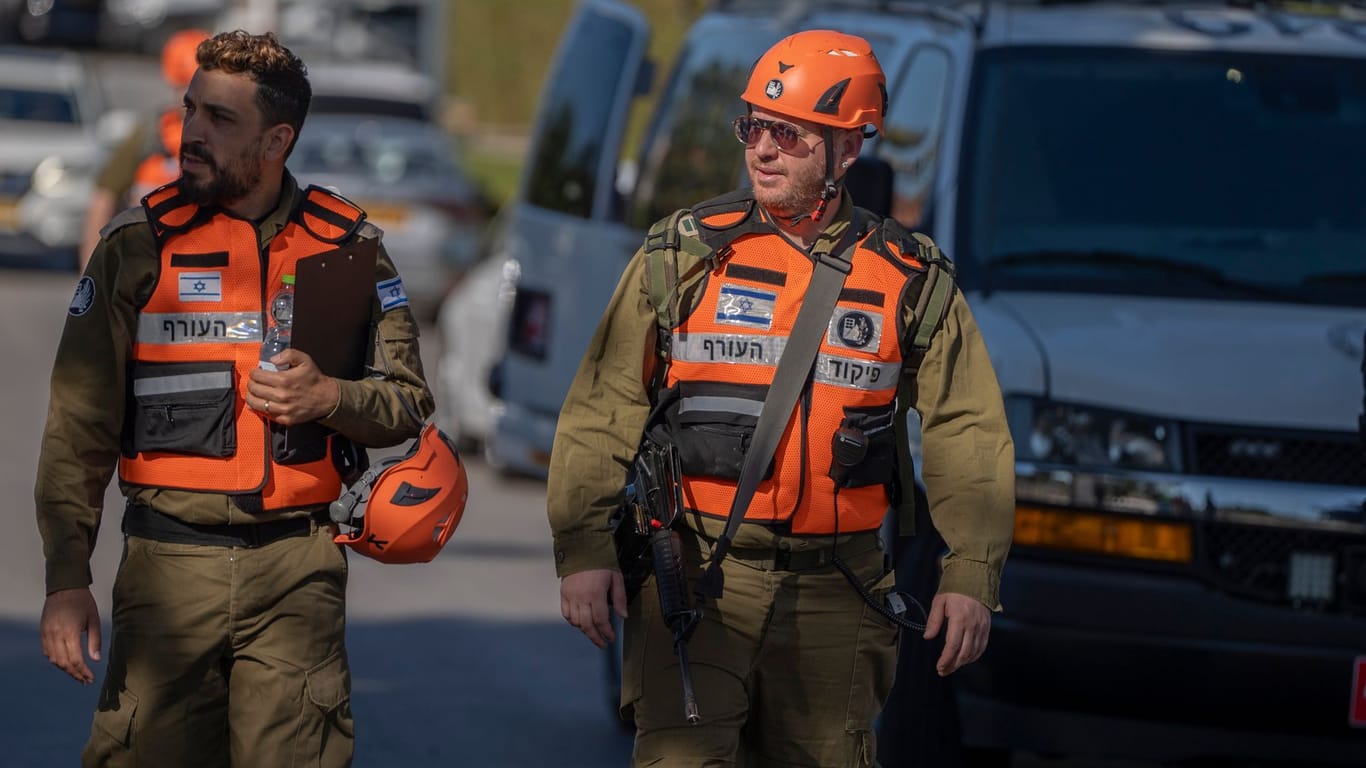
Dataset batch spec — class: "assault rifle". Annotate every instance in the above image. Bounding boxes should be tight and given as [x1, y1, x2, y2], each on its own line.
[613, 435, 702, 724]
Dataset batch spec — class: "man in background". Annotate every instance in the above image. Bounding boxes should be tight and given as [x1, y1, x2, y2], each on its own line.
[77, 28, 209, 271]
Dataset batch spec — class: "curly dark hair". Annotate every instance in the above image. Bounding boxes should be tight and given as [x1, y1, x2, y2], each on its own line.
[196, 30, 311, 155]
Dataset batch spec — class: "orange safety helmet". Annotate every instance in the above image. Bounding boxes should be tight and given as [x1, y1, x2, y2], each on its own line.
[162, 28, 211, 89]
[741, 29, 886, 136]
[330, 423, 469, 564]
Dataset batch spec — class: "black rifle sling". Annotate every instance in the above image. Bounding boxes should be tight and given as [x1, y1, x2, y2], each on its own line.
[696, 216, 861, 601]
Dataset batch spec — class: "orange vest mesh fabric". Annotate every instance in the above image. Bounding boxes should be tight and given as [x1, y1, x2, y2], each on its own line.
[667, 226, 922, 534]
[119, 183, 365, 510]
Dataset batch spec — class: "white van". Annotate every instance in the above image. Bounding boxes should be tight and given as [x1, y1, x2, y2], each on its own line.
[488, 1, 1366, 764]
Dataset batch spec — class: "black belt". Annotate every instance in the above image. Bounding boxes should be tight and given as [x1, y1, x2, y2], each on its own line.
[683, 529, 883, 572]
[122, 504, 328, 548]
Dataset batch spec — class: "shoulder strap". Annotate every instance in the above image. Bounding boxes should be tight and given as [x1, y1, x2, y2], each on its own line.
[696, 213, 864, 602]
[894, 230, 957, 536]
[907, 231, 953, 354]
[297, 184, 367, 244]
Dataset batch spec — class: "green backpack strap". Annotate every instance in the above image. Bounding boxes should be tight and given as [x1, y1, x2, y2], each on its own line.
[643, 209, 715, 391]
[894, 230, 958, 536]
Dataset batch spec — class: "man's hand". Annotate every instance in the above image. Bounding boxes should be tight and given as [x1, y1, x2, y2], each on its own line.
[560, 569, 628, 649]
[923, 592, 990, 676]
[247, 348, 341, 426]
[40, 588, 102, 684]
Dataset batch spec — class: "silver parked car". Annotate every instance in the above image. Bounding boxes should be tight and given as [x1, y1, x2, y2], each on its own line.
[288, 114, 487, 317]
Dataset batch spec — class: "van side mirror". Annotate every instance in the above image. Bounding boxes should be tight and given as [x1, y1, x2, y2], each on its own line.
[843, 155, 893, 219]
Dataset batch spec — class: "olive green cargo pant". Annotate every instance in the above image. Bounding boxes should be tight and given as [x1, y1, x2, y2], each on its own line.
[83, 523, 352, 767]
[623, 531, 900, 767]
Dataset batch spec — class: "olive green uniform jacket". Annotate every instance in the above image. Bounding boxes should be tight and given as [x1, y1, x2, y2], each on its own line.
[36, 172, 434, 594]
[547, 195, 1014, 610]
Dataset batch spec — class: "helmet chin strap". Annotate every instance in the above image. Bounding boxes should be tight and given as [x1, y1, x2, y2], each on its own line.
[777, 127, 840, 228]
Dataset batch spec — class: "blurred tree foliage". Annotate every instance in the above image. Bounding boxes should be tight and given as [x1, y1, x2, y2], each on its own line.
[447, 0, 702, 145]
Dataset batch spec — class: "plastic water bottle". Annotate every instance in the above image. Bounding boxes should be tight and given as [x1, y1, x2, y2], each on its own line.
[259, 274, 295, 371]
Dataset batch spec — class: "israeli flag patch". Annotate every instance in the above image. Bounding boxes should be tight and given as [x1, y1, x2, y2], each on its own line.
[178, 272, 222, 302]
[716, 284, 776, 329]
[377, 276, 409, 311]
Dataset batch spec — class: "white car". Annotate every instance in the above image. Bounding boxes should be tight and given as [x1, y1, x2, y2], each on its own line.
[434, 241, 517, 456]
[1, 46, 131, 268]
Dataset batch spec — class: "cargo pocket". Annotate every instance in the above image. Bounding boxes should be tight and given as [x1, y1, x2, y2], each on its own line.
[845, 563, 900, 734]
[296, 651, 354, 766]
[828, 403, 897, 488]
[91, 686, 138, 749]
[123, 361, 235, 458]
[619, 575, 652, 725]
[662, 380, 772, 480]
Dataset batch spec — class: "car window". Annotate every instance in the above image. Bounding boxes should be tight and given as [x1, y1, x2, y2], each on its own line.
[309, 95, 429, 122]
[294, 123, 460, 183]
[959, 48, 1366, 307]
[0, 87, 77, 124]
[878, 45, 951, 231]
[628, 28, 776, 229]
[523, 9, 638, 219]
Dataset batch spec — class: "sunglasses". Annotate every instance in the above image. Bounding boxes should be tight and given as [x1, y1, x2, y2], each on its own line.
[732, 116, 809, 152]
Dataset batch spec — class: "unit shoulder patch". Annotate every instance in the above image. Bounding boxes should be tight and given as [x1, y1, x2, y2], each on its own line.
[68, 276, 96, 317]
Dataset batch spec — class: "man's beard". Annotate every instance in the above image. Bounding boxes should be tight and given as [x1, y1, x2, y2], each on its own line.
[179, 142, 261, 207]
[749, 152, 828, 220]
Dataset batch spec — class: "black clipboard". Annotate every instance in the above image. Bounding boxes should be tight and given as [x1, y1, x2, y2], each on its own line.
[275, 238, 378, 461]
[291, 238, 378, 380]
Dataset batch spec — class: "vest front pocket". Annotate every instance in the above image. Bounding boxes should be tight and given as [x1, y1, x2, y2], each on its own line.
[124, 360, 237, 458]
[829, 402, 898, 488]
[662, 380, 774, 481]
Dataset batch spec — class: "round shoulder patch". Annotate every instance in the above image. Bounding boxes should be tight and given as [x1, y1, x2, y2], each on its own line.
[68, 276, 96, 317]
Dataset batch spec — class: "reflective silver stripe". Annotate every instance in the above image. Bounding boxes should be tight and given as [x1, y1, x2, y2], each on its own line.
[814, 353, 899, 391]
[133, 371, 233, 397]
[137, 312, 262, 344]
[672, 333, 786, 366]
[679, 396, 764, 417]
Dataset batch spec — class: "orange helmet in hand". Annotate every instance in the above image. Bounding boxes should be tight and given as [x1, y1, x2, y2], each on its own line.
[330, 423, 469, 564]
[741, 29, 887, 136]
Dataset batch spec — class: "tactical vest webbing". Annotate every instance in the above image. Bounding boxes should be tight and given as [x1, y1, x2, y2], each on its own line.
[641, 191, 956, 534]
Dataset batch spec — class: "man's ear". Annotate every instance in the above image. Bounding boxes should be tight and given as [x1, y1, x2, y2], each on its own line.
[837, 130, 864, 176]
[263, 124, 296, 162]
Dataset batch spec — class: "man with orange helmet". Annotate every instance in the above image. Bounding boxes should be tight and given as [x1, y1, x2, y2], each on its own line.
[37, 31, 434, 766]
[549, 30, 1013, 765]
[78, 28, 211, 271]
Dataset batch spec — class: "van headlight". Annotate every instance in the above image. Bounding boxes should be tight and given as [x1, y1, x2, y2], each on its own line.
[1006, 396, 1180, 472]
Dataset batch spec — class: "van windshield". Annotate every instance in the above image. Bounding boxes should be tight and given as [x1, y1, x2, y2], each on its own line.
[958, 48, 1366, 307]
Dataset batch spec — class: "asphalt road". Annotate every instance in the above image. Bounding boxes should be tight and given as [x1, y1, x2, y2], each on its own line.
[0, 269, 633, 767]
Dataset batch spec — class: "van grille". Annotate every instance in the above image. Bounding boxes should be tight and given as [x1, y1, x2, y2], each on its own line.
[1188, 426, 1366, 486]
[1199, 522, 1366, 617]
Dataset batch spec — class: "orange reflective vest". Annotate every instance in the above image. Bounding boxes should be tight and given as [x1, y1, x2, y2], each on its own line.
[129, 107, 183, 204]
[118, 181, 367, 510]
[656, 192, 926, 535]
